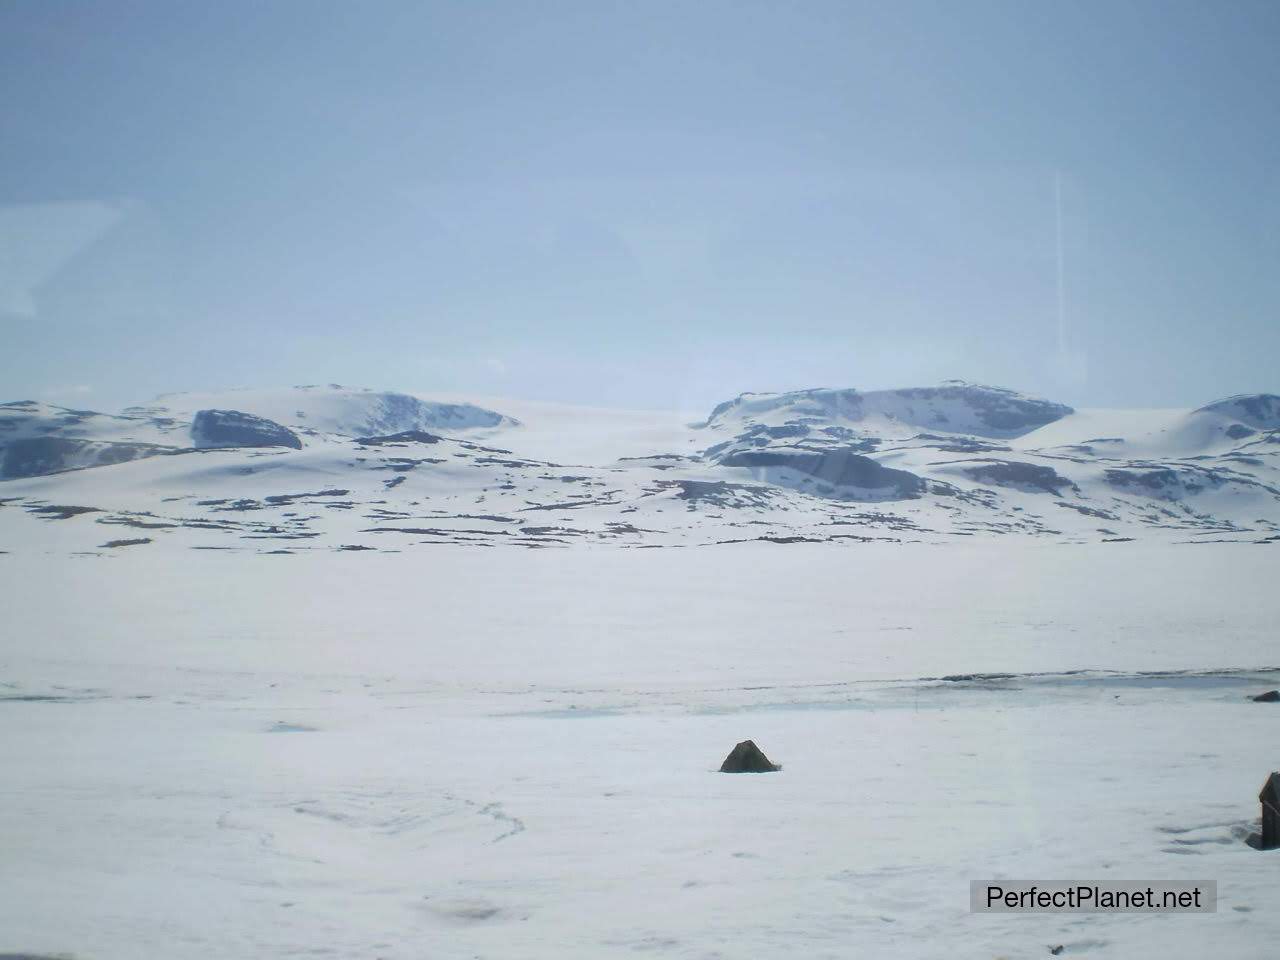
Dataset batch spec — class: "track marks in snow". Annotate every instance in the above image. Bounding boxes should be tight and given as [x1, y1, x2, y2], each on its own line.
[289, 794, 455, 838]
[421, 898, 507, 925]
[215, 789, 527, 876]
[1156, 820, 1254, 855]
[475, 800, 525, 843]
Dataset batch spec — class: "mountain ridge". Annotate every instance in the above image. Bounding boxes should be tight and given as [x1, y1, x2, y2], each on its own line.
[2, 382, 1277, 552]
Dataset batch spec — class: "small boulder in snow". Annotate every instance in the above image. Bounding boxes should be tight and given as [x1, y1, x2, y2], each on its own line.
[1251, 690, 1280, 703]
[719, 739, 781, 773]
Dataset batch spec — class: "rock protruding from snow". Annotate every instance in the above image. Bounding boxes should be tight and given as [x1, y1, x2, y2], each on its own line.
[962, 460, 1077, 495]
[702, 382, 1073, 440]
[719, 740, 781, 773]
[721, 448, 923, 500]
[1101, 464, 1280, 501]
[0, 400, 187, 478]
[2, 436, 173, 479]
[191, 410, 303, 450]
[355, 430, 443, 445]
[1252, 690, 1280, 703]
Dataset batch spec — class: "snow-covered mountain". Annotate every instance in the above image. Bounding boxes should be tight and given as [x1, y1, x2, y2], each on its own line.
[125, 384, 517, 439]
[0, 386, 515, 478]
[2, 383, 1277, 552]
[700, 381, 1074, 438]
[0, 400, 188, 479]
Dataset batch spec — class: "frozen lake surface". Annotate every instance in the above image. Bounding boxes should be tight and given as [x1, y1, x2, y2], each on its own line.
[2, 543, 1278, 958]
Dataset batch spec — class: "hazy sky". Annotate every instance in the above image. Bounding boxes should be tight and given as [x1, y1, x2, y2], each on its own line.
[2, 0, 1278, 414]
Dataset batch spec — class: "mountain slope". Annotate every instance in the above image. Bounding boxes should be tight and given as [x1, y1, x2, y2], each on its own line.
[1, 384, 1277, 553]
[702, 382, 1073, 439]
[125, 385, 516, 439]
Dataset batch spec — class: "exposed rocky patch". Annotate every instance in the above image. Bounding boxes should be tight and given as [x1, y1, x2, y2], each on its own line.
[1055, 501, 1119, 521]
[26, 504, 102, 520]
[1104, 464, 1280, 501]
[355, 430, 443, 445]
[191, 410, 302, 450]
[1196, 394, 1280, 430]
[720, 447, 923, 500]
[961, 460, 1077, 495]
[657, 479, 782, 510]
[2, 436, 175, 479]
[262, 489, 350, 506]
[96, 514, 179, 530]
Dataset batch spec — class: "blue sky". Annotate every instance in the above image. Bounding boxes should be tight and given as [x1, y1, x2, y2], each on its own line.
[2, 0, 1277, 413]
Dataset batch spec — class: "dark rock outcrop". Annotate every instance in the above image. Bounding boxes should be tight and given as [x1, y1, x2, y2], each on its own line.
[27, 504, 102, 520]
[1252, 690, 1280, 703]
[963, 460, 1077, 495]
[719, 739, 780, 773]
[191, 410, 302, 450]
[1196, 394, 1280, 430]
[895, 383, 1074, 433]
[358, 392, 511, 432]
[2, 437, 171, 479]
[355, 430, 442, 445]
[721, 448, 923, 499]
[1102, 465, 1280, 500]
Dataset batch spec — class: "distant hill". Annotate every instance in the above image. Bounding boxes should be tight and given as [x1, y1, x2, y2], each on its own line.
[1, 383, 1277, 552]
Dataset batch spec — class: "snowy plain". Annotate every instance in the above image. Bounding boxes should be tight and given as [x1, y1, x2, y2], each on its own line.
[2, 543, 1278, 960]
